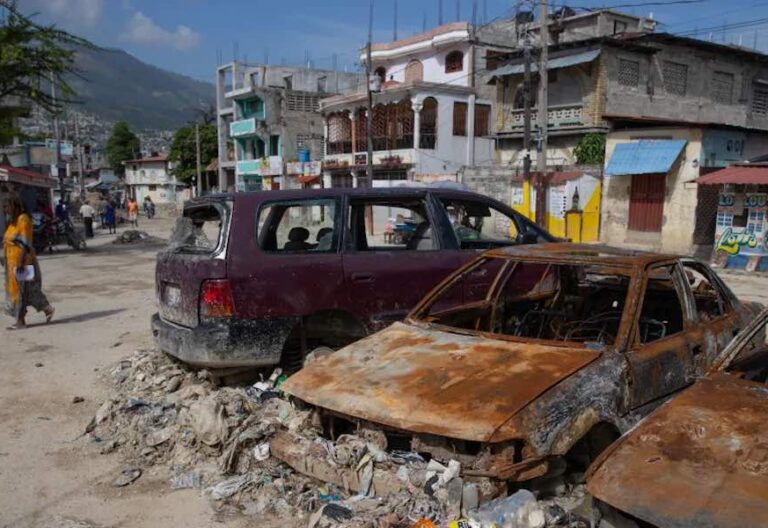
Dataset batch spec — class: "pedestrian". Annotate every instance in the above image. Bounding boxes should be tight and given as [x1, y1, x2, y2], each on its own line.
[2, 195, 55, 329]
[79, 201, 95, 238]
[143, 196, 155, 219]
[97, 198, 106, 229]
[105, 201, 116, 234]
[55, 199, 69, 222]
[127, 198, 139, 227]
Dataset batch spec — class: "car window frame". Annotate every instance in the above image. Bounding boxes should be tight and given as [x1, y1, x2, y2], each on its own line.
[679, 259, 734, 323]
[255, 197, 342, 255]
[342, 193, 446, 253]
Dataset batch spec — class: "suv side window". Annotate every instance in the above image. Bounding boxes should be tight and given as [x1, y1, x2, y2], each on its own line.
[347, 198, 436, 251]
[636, 265, 687, 344]
[441, 199, 518, 249]
[682, 261, 729, 321]
[257, 199, 338, 252]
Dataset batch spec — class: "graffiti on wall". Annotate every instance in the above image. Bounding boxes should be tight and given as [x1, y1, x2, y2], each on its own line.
[716, 228, 766, 255]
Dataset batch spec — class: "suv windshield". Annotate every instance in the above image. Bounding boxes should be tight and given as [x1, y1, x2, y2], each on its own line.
[415, 256, 632, 346]
[168, 202, 228, 253]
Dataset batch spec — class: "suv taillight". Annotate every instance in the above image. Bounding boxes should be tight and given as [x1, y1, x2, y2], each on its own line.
[200, 279, 235, 319]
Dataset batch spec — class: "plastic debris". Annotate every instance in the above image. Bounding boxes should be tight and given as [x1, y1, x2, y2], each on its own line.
[112, 467, 141, 487]
[253, 441, 270, 461]
[468, 489, 545, 528]
[205, 474, 253, 500]
[170, 471, 202, 490]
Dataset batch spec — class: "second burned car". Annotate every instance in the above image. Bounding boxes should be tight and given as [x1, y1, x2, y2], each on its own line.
[275, 244, 763, 498]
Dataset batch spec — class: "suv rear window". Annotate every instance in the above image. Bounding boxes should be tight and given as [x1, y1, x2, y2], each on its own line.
[168, 203, 227, 253]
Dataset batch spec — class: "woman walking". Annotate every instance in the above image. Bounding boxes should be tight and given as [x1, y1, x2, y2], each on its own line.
[2, 196, 54, 329]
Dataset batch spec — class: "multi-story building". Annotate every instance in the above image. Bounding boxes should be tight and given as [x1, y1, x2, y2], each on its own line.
[215, 63, 364, 192]
[124, 154, 181, 205]
[319, 22, 496, 187]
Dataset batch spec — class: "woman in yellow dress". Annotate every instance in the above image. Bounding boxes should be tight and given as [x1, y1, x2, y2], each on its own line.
[2, 195, 54, 329]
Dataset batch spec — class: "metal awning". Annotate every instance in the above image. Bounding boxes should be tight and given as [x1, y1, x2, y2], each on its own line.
[605, 140, 687, 176]
[0, 164, 58, 188]
[489, 49, 601, 80]
[695, 165, 768, 185]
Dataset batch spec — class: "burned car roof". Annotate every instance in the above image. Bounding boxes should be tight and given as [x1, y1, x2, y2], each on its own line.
[282, 322, 600, 443]
[485, 243, 677, 267]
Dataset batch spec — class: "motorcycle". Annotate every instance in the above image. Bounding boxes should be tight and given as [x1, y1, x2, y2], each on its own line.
[33, 215, 87, 252]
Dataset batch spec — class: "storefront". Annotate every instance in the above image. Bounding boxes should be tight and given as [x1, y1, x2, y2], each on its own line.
[0, 164, 58, 235]
[697, 165, 768, 271]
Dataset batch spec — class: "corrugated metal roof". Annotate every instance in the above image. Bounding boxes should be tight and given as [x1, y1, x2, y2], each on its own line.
[696, 166, 768, 185]
[605, 139, 687, 176]
[490, 49, 601, 78]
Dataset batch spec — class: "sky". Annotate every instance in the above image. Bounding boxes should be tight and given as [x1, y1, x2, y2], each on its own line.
[16, 0, 768, 83]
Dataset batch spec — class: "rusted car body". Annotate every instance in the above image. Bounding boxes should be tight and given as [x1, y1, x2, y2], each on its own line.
[276, 244, 762, 493]
[151, 187, 552, 369]
[587, 308, 768, 528]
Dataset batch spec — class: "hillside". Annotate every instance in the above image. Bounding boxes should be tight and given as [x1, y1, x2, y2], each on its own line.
[67, 46, 215, 131]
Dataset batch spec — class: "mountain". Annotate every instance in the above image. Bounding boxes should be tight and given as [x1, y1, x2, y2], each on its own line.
[67, 46, 215, 131]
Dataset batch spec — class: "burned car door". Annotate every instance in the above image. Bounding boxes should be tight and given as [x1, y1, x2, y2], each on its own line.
[625, 262, 701, 409]
[587, 309, 768, 528]
[341, 195, 465, 331]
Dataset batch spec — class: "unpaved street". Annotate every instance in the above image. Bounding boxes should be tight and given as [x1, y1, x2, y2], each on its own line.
[0, 220, 765, 528]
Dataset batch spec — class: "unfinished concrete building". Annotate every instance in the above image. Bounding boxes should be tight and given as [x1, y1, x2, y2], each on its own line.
[216, 63, 364, 191]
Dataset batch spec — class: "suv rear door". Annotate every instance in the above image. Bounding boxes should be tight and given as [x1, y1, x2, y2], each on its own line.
[341, 192, 465, 331]
[156, 199, 230, 328]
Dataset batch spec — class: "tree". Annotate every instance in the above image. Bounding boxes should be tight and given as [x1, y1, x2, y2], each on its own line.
[106, 121, 140, 175]
[0, 1, 93, 114]
[573, 133, 606, 165]
[169, 123, 217, 185]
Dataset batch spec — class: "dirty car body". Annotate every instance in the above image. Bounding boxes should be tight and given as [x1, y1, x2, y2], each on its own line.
[587, 308, 768, 528]
[152, 187, 552, 368]
[278, 244, 762, 491]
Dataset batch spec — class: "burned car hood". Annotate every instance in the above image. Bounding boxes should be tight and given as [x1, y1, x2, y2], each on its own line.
[587, 373, 768, 528]
[283, 322, 600, 443]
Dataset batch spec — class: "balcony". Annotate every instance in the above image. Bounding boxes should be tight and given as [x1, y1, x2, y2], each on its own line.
[236, 156, 283, 177]
[230, 117, 259, 138]
[502, 103, 584, 131]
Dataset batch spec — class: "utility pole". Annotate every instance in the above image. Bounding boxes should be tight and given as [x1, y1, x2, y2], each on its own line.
[195, 123, 202, 197]
[365, 0, 375, 189]
[50, 72, 65, 202]
[535, 0, 549, 227]
[75, 114, 85, 196]
[522, 37, 532, 212]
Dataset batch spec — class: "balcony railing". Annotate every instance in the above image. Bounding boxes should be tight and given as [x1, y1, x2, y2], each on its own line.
[502, 103, 584, 131]
[230, 117, 258, 138]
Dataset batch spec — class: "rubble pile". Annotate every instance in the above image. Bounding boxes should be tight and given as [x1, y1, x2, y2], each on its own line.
[87, 349, 591, 528]
[112, 230, 162, 245]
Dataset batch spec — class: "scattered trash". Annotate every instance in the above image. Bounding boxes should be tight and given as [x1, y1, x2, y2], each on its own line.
[183, 397, 228, 446]
[253, 441, 270, 461]
[72, 396, 85, 404]
[468, 489, 545, 528]
[145, 426, 174, 447]
[112, 467, 141, 487]
[112, 230, 162, 245]
[170, 471, 202, 490]
[205, 474, 252, 500]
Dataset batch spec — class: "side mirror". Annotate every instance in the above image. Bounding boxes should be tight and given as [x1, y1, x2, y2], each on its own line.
[517, 231, 539, 245]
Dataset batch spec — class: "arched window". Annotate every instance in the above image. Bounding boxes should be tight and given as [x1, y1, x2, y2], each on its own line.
[445, 51, 464, 73]
[374, 66, 387, 84]
[371, 99, 414, 150]
[405, 60, 423, 83]
[420, 97, 438, 149]
[327, 112, 352, 154]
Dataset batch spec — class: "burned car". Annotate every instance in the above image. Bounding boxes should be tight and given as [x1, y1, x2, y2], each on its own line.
[587, 307, 768, 528]
[152, 187, 552, 370]
[275, 244, 762, 499]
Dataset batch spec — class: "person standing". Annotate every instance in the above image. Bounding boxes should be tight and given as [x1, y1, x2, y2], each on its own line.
[97, 198, 106, 229]
[105, 201, 117, 234]
[55, 199, 69, 222]
[2, 195, 54, 329]
[79, 201, 95, 238]
[127, 198, 139, 228]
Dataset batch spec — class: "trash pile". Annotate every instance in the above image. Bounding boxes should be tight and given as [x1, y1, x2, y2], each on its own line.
[87, 349, 591, 528]
[112, 230, 162, 245]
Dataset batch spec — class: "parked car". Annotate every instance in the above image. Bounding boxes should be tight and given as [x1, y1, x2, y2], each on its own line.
[275, 244, 763, 498]
[587, 307, 768, 528]
[152, 186, 553, 369]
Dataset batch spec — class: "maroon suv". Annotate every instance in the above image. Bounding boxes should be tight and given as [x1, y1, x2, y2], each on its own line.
[152, 186, 554, 368]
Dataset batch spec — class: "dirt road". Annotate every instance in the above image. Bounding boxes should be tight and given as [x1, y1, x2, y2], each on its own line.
[0, 217, 249, 528]
[0, 216, 764, 528]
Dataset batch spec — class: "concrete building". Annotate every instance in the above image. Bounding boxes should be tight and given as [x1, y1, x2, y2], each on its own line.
[320, 22, 495, 187]
[215, 63, 364, 192]
[124, 154, 181, 205]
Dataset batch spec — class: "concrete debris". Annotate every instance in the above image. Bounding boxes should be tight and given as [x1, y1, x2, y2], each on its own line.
[89, 348, 593, 526]
[112, 230, 163, 245]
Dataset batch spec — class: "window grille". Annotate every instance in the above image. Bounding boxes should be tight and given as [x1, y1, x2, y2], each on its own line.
[662, 61, 688, 96]
[712, 71, 734, 104]
[618, 59, 640, 87]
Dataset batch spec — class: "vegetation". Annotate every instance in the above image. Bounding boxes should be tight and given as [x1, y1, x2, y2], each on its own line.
[106, 121, 141, 175]
[0, 1, 93, 144]
[169, 123, 217, 185]
[573, 133, 606, 165]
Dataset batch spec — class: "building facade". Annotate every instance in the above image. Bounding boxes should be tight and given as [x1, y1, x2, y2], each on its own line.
[215, 63, 364, 192]
[124, 154, 180, 205]
[320, 23, 495, 187]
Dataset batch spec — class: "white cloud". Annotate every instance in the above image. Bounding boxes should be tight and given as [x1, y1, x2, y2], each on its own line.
[119, 11, 201, 52]
[23, 0, 105, 28]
